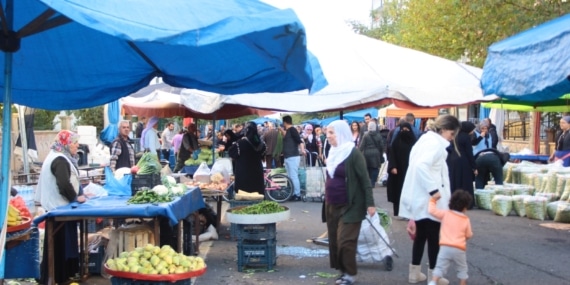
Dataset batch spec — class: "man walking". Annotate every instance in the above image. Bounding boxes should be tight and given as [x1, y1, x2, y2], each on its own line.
[110, 120, 135, 171]
[161, 121, 175, 161]
[280, 115, 305, 201]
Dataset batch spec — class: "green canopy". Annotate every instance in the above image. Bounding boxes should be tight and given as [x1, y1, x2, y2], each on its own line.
[482, 94, 570, 112]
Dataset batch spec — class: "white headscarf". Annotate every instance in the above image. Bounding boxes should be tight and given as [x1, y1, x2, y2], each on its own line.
[141, 116, 158, 149]
[326, 120, 355, 177]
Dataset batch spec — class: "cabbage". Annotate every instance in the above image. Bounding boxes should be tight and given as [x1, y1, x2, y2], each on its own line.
[170, 186, 183, 195]
[152, 185, 169, 196]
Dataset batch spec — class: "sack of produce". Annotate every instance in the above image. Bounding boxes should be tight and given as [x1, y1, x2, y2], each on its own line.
[193, 162, 211, 183]
[553, 201, 570, 223]
[494, 188, 514, 196]
[535, 192, 559, 202]
[512, 195, 532, 217]
[561, 177, 570, 201]
[524, 196, 548, 221]
[235, 190, 264, 201]
[491, 195, 513, 217]
[474, 189, 495, 210]
[511, 184, 533, 196]
[546, 201, 565, 220]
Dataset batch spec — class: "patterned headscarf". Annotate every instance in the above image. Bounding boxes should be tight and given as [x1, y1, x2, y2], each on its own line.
[51, 130, 80, 168]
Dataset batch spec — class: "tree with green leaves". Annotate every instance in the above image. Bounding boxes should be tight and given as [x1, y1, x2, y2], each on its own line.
[364, 0, 570, 67]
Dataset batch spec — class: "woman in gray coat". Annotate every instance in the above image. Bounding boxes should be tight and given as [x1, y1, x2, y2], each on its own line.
[358, 121, 385, 186]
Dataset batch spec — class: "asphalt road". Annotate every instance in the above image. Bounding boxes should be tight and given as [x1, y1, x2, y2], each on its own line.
[18, 185, 569, 285]
[195, 185, 570, 285]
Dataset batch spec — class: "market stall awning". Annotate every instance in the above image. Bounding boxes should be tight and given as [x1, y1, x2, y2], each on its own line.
[379, 104, 439, 118]
[481, 94, 570, 112]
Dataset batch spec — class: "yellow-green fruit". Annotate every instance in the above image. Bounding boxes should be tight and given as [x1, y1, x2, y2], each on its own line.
[127, 257, 138, 264]
[150, 255, 160, 266]
[155, 264, 165, 273]
[153, 246, 161, 254]
[143, 251, 152, 259]
[169, 264, 177, 274]
[160, 268, 169, 275]
[163, 255, 173, 265]
[119, 251, 129, 258]
[174, 266, 185, 274]
[172, 256, 180, 266]
[158, 250, 168, 259]
[144, 243, 155, 252]
[129, 251, 141, 258]
[149, 269, 158, 275]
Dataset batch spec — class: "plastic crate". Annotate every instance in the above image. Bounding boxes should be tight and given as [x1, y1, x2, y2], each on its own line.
[87, 245, 106, 274]
[237, 239, 277, 272]
[5, 227, 40, 279]
[228, 199, 263, 239]
[110, 277, 192, 285]
[236, 223, 276, 241]
[130, 173, 161, 195]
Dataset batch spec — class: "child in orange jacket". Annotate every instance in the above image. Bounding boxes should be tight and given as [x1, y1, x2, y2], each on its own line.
[428, 190, 473, 285]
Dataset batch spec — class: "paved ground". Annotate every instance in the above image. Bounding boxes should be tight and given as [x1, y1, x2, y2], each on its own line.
[11, 185, 570, 285]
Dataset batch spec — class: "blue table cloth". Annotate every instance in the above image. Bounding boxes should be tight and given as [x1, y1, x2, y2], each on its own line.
[509, 154, 550, 163]
[34, 188, 205, 226]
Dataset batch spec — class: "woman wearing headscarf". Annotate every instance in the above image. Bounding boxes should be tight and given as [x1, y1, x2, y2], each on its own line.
[358, 121, 385, 187]
[549, 116, 570, 166]
[386, 122, 416, 218]
[229, 122, 267, 195]
[37, 130, 86, 284]
[400, 115, 460, 284]
[141, 116, 161, 158]
[447, 121, 477, 207]
[324, 120, 376, 285]
[302, 124, 321, 166]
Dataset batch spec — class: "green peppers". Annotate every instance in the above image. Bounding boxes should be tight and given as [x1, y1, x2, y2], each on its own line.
[232, 201, 285, 214]
[127, 188, 174, 204]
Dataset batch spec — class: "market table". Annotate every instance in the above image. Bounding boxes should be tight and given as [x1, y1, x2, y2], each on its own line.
[34, 188, 205, 285]
[509, 154, 550, 164]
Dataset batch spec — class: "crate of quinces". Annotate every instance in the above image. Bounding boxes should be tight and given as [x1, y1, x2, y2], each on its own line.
[104, 244, 206, 285]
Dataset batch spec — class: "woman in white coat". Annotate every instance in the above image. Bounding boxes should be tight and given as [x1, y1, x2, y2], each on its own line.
[399, 115, 460, 284]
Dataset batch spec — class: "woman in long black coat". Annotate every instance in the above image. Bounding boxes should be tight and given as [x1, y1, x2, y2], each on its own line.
[446, 121, 477, 208]
[386, 122, 416, 217]
[229, 122, 267, 195]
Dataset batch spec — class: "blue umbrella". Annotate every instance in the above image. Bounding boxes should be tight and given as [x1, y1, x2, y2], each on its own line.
[481, 14, 570, 102]
[0, 0, 326, 272]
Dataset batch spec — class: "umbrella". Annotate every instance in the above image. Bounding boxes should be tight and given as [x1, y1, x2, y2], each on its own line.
[481, 14, 570, 102]
[0, 0, 326, 274]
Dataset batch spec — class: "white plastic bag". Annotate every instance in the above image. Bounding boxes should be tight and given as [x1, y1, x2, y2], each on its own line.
[210, 158, 232, 183]
[194, 162, 211, 183]
[356, 213, 392, 263]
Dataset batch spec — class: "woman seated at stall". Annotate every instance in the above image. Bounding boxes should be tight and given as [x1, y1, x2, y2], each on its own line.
[549, 116, 570, 166]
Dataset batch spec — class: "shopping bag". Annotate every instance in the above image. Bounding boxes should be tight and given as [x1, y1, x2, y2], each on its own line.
[103, 166, 132, 196]
[357, 212, 393, 263]
[305, 166, 325, 197]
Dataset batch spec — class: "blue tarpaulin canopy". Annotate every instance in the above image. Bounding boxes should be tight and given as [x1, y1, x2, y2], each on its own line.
[0, 0, 326, 276]
[481, 14, 570, 102]
[320, 107, 378, 127]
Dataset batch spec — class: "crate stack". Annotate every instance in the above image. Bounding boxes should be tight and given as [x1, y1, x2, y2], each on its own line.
[228, 199, 263, 239]
[235, 223, 277, 272]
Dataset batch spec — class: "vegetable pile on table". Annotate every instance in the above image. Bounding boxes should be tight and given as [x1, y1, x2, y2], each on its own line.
[232, 201, 285, 215]
[135, 153, 162, 175]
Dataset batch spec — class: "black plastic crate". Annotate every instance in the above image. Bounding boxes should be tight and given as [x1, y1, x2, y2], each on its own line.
[130, 173, 161, 195]
[87, 245, 106, 275]
[163, 218, 195, 256]
[236, 223, 276, 241]
[237, 239, 277, 272]
[110, 277, 192, 285]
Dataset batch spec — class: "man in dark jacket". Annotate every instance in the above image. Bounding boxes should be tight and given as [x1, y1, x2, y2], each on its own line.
[485, 118, 499, 149]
